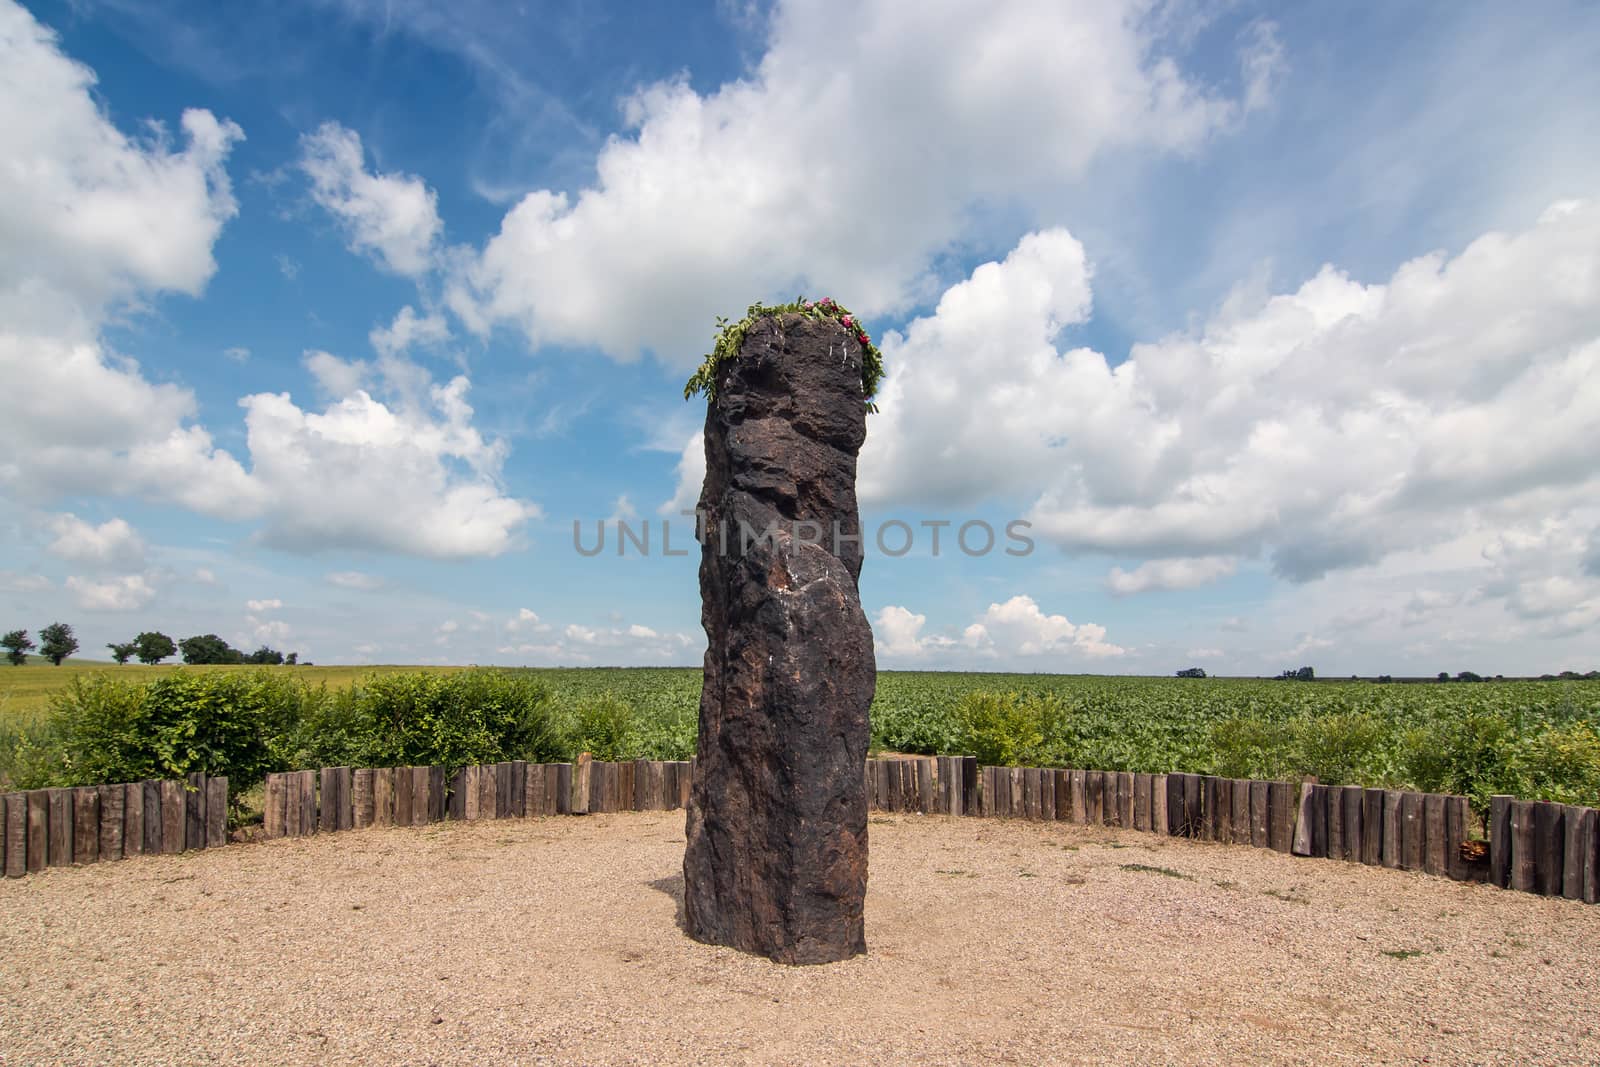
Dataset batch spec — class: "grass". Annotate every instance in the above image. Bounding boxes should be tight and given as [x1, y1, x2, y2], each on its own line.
[0, 659, 462, 725]
[1120, 863, 1189, 879]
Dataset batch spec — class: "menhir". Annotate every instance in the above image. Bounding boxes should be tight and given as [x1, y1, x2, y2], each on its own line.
[682, 311, 876, 965]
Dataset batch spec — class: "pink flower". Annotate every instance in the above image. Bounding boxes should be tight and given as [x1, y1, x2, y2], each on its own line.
[859, 332, 870, 345]
[841, 315, 853, 327]
[820, 297, 833, 306]
[803, 301, 814, 310]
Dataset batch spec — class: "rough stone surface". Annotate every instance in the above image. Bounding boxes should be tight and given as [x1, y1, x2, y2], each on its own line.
[683, 311, 876, 965]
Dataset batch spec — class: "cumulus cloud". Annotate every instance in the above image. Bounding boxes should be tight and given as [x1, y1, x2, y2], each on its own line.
[862, 195, 1600, 603]
[875, 595, 1122, 664]
[45, 513, 145, 569]
[659, 431, 705, 516]
[299, 122, 442, 277]
[65, 573, 156, 611]
[1106, 556, 1239, 596]
[451, 0, 1276, 363]
[369, 305, 450, 359]
[245, 598, 283, 612]
[0, 0, 242, 338]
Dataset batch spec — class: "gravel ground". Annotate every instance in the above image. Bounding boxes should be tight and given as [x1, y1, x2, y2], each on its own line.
[2, 811, 1597, 1065]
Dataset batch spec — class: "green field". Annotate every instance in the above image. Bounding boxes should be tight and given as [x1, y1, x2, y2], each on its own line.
[0, 660, 462, 725]
[4, 661, 1598, 812]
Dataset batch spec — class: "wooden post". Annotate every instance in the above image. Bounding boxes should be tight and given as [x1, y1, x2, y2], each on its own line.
[1583, 807, 1600, 905]
[263, 774, 285, 838]
[28, 790, 49, 870]
[1132, 773, 1151, 832]
[1509, 800, 1537, 892]
[412, 766, 431, 827]
[1422, 794, 1447, 876]
[1183, 774, 1202, 837]
[1150, 774, 1168, 836]
[141, 781, 162, 855]
[553, 763, 572, 815]
[1164, 774, 1183, 835]
[494, 761, 512, 817]
[1292, 783, 1317, 857]
[374, 768, 396, 826]
[960, 757, 979, 816]
[206, 777, 227, 847]
[1382, 790, 1404, 869]
[1267, 781, 1294, 853]
[98, 783, 125, 861]
[1021, 768, 1040, 820]
[299, 770, 318, 835]
[544, 764, 564, 815]
[1208, 777, 1228, 843]
[318, 769, 344, 834]
[1068, 770, 1087, 825]
[1399, 792, 1424, 871]
[48, 788, 72, 865]
[122, 783, 143, 859]
[161, 779, 185, 852]
[1248, 781, 1268, 848]
[1200, 776, 1220, 842]
[71, 786, 99, 863]
[1533, 802, 1565, 896]
[394, 766, 415, 827]
[1445, 795, 1474, 882]
[1489, 795, 1513, 888]
[1325, 784, 1344, 861]
[187, 777, 209, 851]
[3, 795, 24, 878]
[1561, 804, 1589, 900]
[1117, 772, 1134, 829]
[1008, 766, 1023, 818]
[1361, 789, 1384, 866]
[430, 766, 446, 821]
[352, 768, 374, 829]
[572, 755, 591, 815]
[1085, 771, 1104, 826]
[1230, 779, 1251, 846]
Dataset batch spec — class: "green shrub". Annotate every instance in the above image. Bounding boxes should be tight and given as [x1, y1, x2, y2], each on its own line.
[1399, 710, 1523, 816]
[1519, 721, 1600, 807]
[1210, 715, 1296, 780]
[50, 670, 305, 790]
[567, 692, 640, 762]
[293, 669, 561, 772]
[952, 691, 1047, 767]
[1289, 711, 1388, 786]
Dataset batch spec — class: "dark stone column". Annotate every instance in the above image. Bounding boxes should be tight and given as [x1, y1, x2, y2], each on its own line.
[683, 311, 876, 964]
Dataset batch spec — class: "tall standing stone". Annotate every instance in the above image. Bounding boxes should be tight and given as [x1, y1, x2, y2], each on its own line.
[683, 310, 877, 964]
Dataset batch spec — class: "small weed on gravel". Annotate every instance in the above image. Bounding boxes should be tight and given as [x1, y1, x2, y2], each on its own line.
[1121, 863, 1189, 879]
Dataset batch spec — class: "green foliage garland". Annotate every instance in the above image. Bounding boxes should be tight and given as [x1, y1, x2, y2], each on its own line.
[683, 296, 886, 411]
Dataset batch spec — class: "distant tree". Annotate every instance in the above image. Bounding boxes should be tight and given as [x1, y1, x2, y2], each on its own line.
[243, 645, 284, 666]
[1176, 667, 1207, 679]
[180, 634, 244, 665]
[133, 631, 177, 665]
[285, 652, 298, 666]
[106, 641, 137, 665]
[38, 622, 79, 665]
[1376, 674, 1393, 684]
[1457, 670, 1484, 683]
[1438, 671, 1450, 682]
[2, 629, 35, 666]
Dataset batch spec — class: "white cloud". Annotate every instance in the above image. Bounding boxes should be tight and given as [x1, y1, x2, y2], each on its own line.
[1185, 648, 1224, 659]
[299, 121, 442, 277]
[45, 513, 145, 569]
[967, 595, 1126, 659]
[302, 349, 368, 397]
[862, 195, 1600, 603]
[1106, 556, 1239, 596]
[505, 607, 550, 634]
[0, 0, 242, 338]
[875, 595, 1122, 665]
[451, 0, 1275, 363]
[659, 430, 704, 516]
[224, 346, 250, 363]
[327, 570, 384, 591]
[65, 573, 156, 612]
[626, 623, 659, 639]
[369, 305, 450, 359]
[245, 598, 282, 612]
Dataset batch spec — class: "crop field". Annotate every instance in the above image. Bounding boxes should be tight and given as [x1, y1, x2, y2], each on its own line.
[3, 662, 1597, 811]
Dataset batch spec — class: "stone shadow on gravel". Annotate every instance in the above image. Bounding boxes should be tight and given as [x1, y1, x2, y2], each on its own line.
[648, 873, 687, 930]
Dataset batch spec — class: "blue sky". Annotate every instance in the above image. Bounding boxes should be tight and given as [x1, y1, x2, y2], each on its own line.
[2, 0, 1599, 675]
